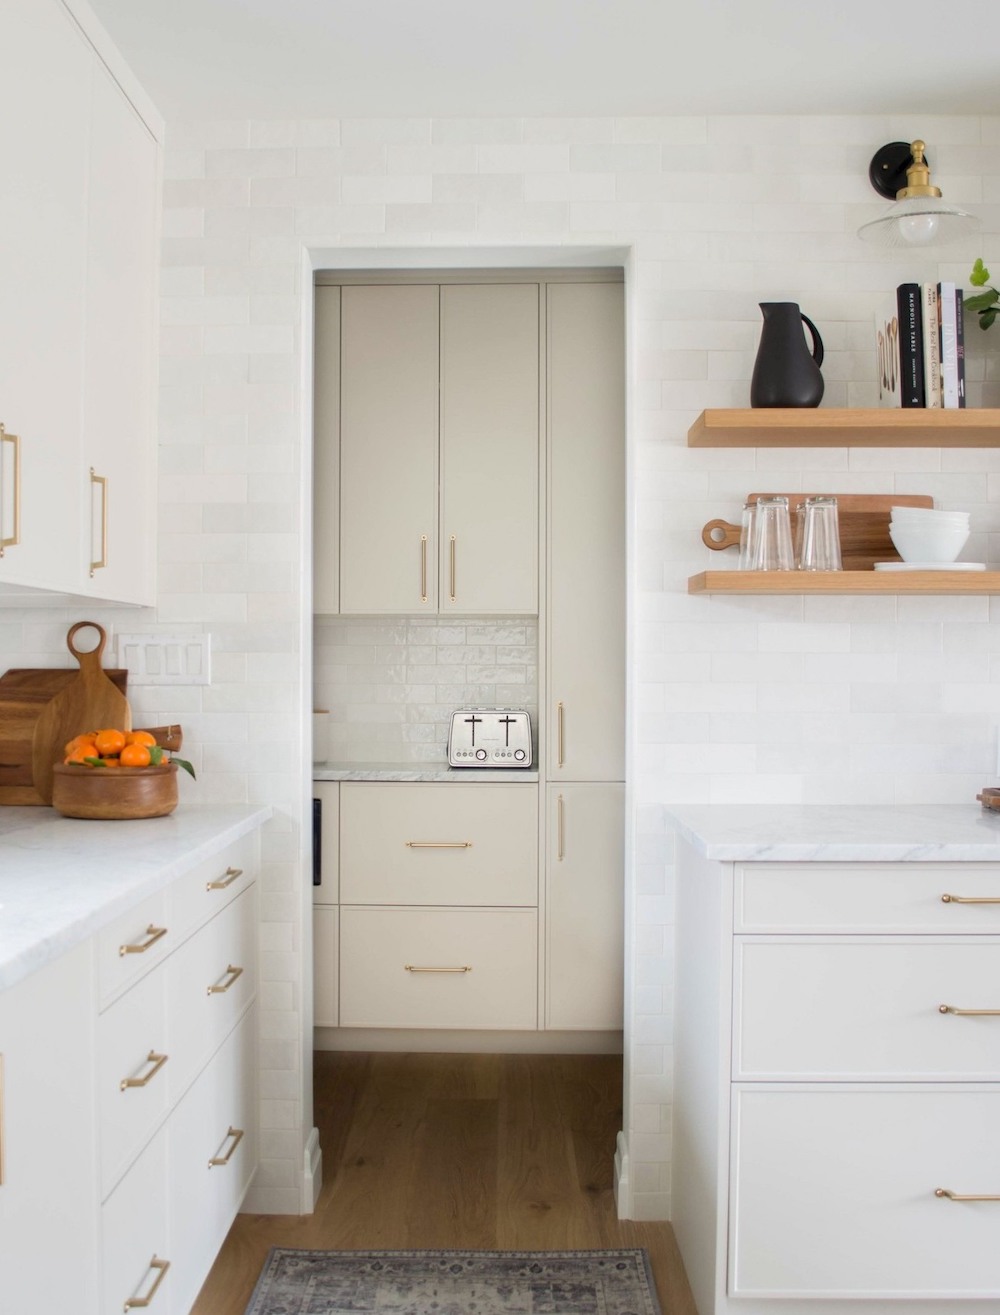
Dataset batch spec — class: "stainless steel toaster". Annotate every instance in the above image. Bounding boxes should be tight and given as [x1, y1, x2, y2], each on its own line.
[448, 708, 532, 768]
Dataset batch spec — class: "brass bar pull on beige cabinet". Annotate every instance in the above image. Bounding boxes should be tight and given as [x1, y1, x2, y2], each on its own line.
[89, 467, 108, 575]
[938, 1004, 1000, 1016]
[123, 1255, 170, 1309]
[208, 1126, 244, 1168]
[0, 425, 21, 557]
[935, 1187, 1000, 1202]
[941, 892, 1000, 904]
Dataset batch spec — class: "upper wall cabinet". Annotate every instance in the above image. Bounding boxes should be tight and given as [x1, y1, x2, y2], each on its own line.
[0, 0, 160, 605]
[327, 282, 539, 616]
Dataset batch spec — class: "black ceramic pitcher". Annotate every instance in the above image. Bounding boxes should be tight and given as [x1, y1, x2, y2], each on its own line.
[750, 302, 825, 408]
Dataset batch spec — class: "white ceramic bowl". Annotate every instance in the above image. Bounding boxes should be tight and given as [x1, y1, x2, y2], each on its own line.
[889, 506, 969, 525]
[889, 523, 970, 563]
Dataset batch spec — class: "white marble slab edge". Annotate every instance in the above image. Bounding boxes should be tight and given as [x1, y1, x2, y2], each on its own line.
[0, 803, 272, 992]
[665, 803, 1000, 862]
[313, 761, 539, 782]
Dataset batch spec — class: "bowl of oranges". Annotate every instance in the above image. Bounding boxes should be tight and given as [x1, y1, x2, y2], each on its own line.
[52, 727, 194, 819]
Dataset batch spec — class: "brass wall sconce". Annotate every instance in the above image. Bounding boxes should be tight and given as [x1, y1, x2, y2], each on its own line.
[857, 139, 979, 248]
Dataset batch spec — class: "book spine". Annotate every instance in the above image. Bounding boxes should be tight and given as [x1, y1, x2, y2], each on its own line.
[921, 282, 941, 407]
[939, 280, 959, 409]
[955, 286, 966, 408]
[896, 283, 924, 407]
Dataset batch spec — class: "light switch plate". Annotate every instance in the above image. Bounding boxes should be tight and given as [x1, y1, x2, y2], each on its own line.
[116, 633, 211, 686]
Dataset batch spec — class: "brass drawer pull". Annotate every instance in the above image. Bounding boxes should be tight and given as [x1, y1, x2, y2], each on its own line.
[208, 1126, 244, 1168]
[938, 1004, 1000, 1016]
[207, 865, 243, 891]
[0, 425, 21, 556]
[420, 534, 428, 603]
[935, 1187, 1000, 1202]
[124, 1255, 170, 1309]
[208, 964, 244, 995]
[405, 840, 473, 849]
[941, 893, 1000, 904]
[557, 701, 565, 768]
[119, 925, 168, 957]
[405, 964, 472, 974]
[120, 1051, 168, 1092]
[90, 468, 108, 575]
[449, 533, 457, 602]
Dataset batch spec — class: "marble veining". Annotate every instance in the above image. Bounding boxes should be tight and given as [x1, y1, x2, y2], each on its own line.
[666, 804, 1000, 862]
[0, 803, 272, 992]
[313, 761, 539, 782]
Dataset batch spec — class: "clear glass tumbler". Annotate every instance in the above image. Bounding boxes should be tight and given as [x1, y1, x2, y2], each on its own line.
[796, 495, 842, 571]
[749, 495, 794, 570]
[738, 501, 756, 570]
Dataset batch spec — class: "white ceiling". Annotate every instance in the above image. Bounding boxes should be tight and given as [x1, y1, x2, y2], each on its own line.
[87, 0, 1000, 123]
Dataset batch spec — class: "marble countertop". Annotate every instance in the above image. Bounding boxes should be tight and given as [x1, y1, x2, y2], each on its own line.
[666, 804, 1000, 862]
[0, 803, 272, 992]
[313, 761, 539, 782]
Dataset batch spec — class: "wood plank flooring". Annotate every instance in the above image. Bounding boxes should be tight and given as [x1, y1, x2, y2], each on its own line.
[190, 1051, 698, 1315]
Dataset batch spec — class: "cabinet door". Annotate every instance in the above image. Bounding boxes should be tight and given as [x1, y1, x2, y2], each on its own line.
[545, 784, 624, 1030]
[0, 944, 99, 1314]
[313, 904, 339, 1028]
[547, 282, 626, 781]
[0, 0, 90, 592]
[312, 781, 339, 905]
[439, 284, 539, 614]
[339, 285, 439, 612]
[80, 62, 159, 605]
[313, 287, 341, 614]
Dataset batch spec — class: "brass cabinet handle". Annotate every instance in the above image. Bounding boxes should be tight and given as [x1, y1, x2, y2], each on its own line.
[557, 701, 565, 768]
[208, 964, 244, 995]
[405, 840, 473, 849]
[0, 425, 21, 556]
[420, 534, 428, 603]
[120, 1051, 168, 1092]
[449, 534, 457, 602]
[405, 964, 472, 974]
[124, 1255, 170, 1310]
[938, 1004, 1000, 1016]
[208, 1126, 244, 1168]
[90, 467, 108, 575]
[119, 925, 168, 957]
[207, 866, 243, 891]
[941, 893, 1000, 904]
[557, 793, 565, 861]
[935, 1187, 1000, 1202]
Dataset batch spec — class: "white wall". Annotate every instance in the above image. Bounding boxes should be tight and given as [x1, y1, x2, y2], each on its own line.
[3, 111, 998, 1222]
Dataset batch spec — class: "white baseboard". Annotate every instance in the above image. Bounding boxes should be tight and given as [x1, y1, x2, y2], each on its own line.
[614, 1129, 631, 1218]
[315, 1026, 623, 1054]
[303, 1125, 322, 1212]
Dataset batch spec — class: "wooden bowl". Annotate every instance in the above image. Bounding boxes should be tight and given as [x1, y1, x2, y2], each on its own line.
[51, 763, 179, 820]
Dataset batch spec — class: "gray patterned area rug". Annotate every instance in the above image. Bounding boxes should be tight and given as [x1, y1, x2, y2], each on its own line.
[243, 1247, 662, 1315]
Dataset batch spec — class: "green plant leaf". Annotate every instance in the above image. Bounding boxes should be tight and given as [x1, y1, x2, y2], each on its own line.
[964, 290, 999, 313]
[971, 257, 991, 287]
[980, 308, 998, 330]
[83, 756, 105, 767]
[148, 744, 165, 766]
[171, 756, 197, 780]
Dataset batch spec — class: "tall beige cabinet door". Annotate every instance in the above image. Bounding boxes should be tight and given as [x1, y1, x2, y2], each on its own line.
[339, 285, 440, 613]
[439, 284, 539, 614]
[547, 282, 626, 781]
[546, 784, 625, 1030]
[313, 287, 341, 614]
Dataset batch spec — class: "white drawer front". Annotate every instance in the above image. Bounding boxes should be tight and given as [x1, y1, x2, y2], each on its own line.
[340, 782, 537, 906]
[166, 885, 257, 1097]
[98, 964, 170, 1199]
[735, 937, 1000, 1080]
[98, 889, 171, 1009]
[735, 862, 1000, 933]
[169, 832, 257, 944]
[101, 1125, 172, 1315]
[730, 1085, 1000, 1298]
[340, 906, 537, 1029]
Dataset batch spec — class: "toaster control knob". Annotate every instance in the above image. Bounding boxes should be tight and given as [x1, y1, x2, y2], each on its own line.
[514, 749, 526, 761]
[475, 749, 488, 760]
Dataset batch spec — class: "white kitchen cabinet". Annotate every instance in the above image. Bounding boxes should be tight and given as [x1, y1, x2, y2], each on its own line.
[545, 784, 624, 1031]
[331, 281, 539, 615]
[312, 781, 339, 906]
[313, 288, 341, 614]
[313, 905, 340, 1028]
[0, 0, 160, 603]
[546, 281, 626, 783]
[674, 840, 1000, 1315]
[0, 942, 99, 1315]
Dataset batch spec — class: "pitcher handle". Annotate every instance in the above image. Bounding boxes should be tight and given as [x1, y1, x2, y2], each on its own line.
[800, 313, 824, 368]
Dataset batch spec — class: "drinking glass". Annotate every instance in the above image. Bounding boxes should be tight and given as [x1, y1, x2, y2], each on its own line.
[738, 501, 756, 570]
[796, 495, 842, 571]
[749, 496, 794, 570]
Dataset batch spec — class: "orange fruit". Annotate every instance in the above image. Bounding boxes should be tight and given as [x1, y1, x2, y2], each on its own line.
[98, 757, 121, 767]
[120, 742, 152, 768]
[64, 745, 97, 765]
[94, 728, 126, 756]
[64, 733, 98, 756]
[125, 730, 157, 748]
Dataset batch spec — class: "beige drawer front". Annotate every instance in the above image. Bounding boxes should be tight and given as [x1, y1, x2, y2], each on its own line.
[735, 862, 1000, 933]
[97, 964, 170, 1200]
[730, 1085, 1000, 1298]
[735, 937, 1000, 1081]
[340, 782, 537, 906]
[340, 906, 537, 1029]
[101, 1123, 172, 1315]
[166, 885, 257, 1097]
[169, 832, 258, 944]
[98, 888, 171, 1009]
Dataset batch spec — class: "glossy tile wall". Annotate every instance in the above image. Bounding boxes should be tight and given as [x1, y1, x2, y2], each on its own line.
[3, 112, 999, 1222]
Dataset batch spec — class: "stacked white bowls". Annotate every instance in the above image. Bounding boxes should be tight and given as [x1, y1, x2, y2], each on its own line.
[888, 506, 970, 564]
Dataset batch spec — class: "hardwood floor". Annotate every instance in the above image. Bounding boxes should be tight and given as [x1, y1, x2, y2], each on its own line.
[190, 1051, 698, 1314]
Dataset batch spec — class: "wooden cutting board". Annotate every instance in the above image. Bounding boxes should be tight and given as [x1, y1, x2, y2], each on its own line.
[0, 665, 128, 805]
[31, 622, 133, 806]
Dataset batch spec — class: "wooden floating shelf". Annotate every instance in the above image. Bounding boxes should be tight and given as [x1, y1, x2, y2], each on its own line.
[689, 570, 1000, 595]
[688, 408, 1000, 448]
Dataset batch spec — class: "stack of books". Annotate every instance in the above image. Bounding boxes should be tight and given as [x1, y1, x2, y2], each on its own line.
[876, 282, 965, 409]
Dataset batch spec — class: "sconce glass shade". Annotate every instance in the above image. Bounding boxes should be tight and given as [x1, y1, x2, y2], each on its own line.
[857, 139, 980, 248]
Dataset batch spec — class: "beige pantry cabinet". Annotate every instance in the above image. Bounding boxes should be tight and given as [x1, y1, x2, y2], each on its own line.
[314, 282, 539, 615]
[0, 0, 159, 605]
